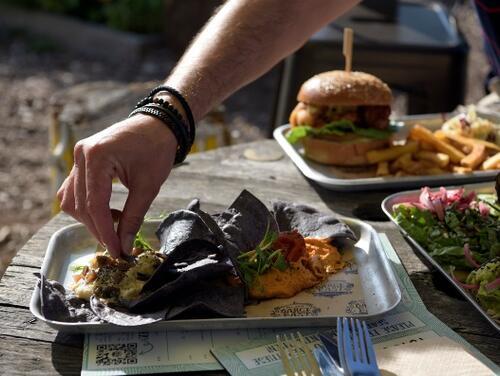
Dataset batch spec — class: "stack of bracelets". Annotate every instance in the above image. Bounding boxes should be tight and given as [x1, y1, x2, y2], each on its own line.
[129, 85, 196, 164]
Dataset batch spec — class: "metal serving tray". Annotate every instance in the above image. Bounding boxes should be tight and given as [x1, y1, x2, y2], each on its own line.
[273, 113, 499, 191]
[381, 182, 500, 331]
[30, 218, 401, 333]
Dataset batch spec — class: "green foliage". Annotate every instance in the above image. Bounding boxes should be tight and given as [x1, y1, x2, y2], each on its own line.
[1, 0, 165, 34]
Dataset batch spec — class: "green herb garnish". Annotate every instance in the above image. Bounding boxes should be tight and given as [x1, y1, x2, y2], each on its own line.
[133, 228, 153, 251]
[237, 222, 287, 286]
[70, 264, 86, 272]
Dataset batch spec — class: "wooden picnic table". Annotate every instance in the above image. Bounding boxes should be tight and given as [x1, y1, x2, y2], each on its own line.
[0, 139, 499, 375]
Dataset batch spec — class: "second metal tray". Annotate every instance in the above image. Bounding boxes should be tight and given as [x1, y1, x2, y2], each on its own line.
[30, 217, 401, 333]
[273, 114, 499, 191]
[381, 182, 499, 332]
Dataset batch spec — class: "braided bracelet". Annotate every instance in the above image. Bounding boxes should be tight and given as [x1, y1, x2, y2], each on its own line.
[135, 85, 196, 145]
[129, 104, 190, 164]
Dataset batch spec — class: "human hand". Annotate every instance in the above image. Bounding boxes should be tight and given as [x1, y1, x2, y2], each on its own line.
[57, 114, 178, 258]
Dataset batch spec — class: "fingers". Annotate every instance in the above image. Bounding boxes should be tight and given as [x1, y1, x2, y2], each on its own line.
[117, 185, 159, 255]
[85, 154, 122, 258]
[73, 145, 102, 244]
[58, 143, 121, 258]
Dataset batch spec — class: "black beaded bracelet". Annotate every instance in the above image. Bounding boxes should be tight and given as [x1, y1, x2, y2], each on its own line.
[129, 104, 190, 164]
[135, 85, 196, 145]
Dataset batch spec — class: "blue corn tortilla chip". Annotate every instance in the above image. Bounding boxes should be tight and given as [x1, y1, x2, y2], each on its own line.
[38, 273, 99, 322]
[128, 239, 236, 313]
[216, 189, 279, 260]
[156, 209, 222, 255]
[186, 199, 228, 250]
[165, 279, 245, 319]
[272, 201, 357, 241]
[90, 296, 167, 326]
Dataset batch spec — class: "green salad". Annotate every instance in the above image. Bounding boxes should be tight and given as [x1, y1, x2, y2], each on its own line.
[393, 185, 500, 319]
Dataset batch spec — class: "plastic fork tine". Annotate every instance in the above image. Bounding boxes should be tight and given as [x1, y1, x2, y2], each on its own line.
[350, 318, 362, 362]
[287, 333, 306, 375]
[356, 318, 368, 363]
[276, 334, 294, 376]
[363, 321, 377, 366]
[336, 317, 347, 372]
[342, 318, 354, 364]
[296, 332, 322, 376]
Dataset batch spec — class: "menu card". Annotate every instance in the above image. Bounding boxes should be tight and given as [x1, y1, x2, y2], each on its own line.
[81, 234, 498, 375]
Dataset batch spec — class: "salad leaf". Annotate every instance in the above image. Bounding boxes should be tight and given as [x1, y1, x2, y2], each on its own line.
[286, 120, 394, 144]
[393, 200, 498, 270]
[466, 258, 500, 317]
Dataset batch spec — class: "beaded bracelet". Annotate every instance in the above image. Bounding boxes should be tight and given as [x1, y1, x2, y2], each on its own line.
[128, 104, 190, 164]
[135, 85, 196, 145]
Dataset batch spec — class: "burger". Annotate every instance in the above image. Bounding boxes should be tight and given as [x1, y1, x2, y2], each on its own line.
[287, 70, 393, 166]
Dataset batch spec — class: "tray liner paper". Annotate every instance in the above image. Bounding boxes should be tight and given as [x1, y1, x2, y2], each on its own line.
[79, 234, 499, 375]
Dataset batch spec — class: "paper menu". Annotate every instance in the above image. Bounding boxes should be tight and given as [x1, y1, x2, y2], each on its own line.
[376, 336, 495, 376]
[81, 234, 499, 375]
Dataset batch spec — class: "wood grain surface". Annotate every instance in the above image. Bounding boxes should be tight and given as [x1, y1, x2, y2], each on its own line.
[0, 140, 498, 375]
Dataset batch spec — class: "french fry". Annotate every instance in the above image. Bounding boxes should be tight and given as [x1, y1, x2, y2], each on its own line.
[423, 167, 447, 176]
[482, 152, 500, 170]
[419, 142, 435, 151]
[461, 144, 487, 169]
[376, 161, 390, 176]
[394, 170, 408, 177]
[390, 152, 413, 172]
[433, 130, 447, 140]
[453, 166, 473, 174]
[415, 151, 450, 168]
[366, 141, 418, 164]
[410, 125, 465, 163]
[442, 131, 500, 153]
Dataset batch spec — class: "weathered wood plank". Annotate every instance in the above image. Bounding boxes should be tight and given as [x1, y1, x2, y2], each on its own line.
[410, 273, 500, 338]
[2, 140, 499, 371]
[0, 265, 38, 307]
[0, 334, 82, 375]
[0, 305, 82, 347]
[453, 332, 500, 368]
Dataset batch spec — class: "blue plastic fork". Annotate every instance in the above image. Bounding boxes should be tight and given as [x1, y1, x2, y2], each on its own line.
[337, 317, 381, 376]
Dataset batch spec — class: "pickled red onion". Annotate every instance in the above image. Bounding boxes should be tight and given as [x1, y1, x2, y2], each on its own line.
[450, 268, 479, 290]
[463, 244, 481, 269]
[485, 277, 500, 292]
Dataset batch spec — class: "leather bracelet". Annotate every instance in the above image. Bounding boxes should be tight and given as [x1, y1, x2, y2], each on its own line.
[128, 104, 189, 164]
[147, 101, 190, 148]
[135, 85, 196, 145]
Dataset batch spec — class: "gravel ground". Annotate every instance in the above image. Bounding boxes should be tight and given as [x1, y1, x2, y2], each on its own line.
[0, 3, 490, 279]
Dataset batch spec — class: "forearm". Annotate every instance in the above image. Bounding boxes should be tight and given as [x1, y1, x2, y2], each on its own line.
[165, 0, 359, 121]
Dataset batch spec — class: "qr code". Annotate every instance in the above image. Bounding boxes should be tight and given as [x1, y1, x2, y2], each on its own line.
[96, 343, 138, 366]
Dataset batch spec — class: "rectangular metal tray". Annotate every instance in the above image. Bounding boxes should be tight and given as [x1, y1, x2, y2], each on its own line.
[381, 182, 500, 332]
[30, 218, 401, 333]
[273, 113, 499, 191]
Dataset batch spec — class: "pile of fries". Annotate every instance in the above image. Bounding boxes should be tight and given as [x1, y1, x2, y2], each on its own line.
[368, 124, 500, 177]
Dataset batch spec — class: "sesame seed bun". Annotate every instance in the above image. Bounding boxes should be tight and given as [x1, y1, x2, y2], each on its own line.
[297, 70, 392, 107]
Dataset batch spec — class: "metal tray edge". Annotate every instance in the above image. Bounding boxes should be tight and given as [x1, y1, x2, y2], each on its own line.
[30, 219, 402, 332]
[273, 124, 498, 191]
[381, 184, 500, 332]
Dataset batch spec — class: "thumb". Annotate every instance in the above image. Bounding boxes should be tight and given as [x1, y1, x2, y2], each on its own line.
[117, 188, 156, 255]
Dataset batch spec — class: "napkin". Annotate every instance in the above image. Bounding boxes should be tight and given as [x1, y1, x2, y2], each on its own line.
[375, 336, 494, 376]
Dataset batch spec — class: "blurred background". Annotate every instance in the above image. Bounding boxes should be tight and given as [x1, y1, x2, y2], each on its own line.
[0, 0, 494, 278]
